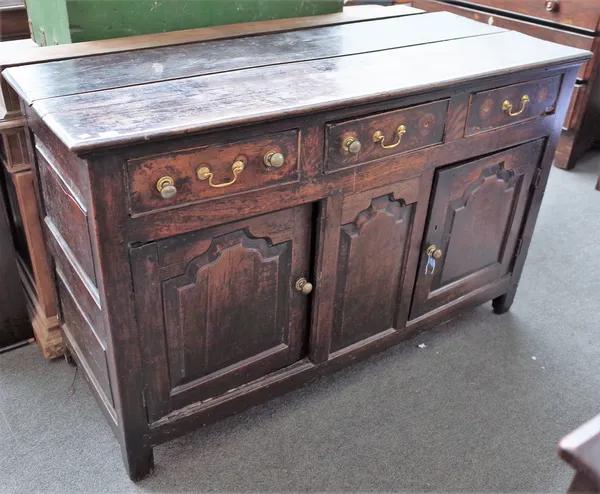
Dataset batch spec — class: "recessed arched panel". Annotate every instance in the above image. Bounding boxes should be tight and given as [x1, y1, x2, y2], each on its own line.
[130, 205, 311, 420]
[331, 194, 414, 352]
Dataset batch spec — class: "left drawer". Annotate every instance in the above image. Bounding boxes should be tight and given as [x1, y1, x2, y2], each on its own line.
[127, 129, 300, 215]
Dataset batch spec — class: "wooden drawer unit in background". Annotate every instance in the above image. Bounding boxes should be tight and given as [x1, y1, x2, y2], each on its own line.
[3, 10, 589, 482]
[410, 0, 600, 172]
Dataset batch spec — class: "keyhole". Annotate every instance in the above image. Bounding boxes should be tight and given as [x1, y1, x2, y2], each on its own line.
[434, 225, 438, 231]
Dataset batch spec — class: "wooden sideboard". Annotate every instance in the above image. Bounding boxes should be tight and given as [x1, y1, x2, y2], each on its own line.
[0, 5, 421, 358]
[4, 11, 588, 480]
[410, 0, 600, 173]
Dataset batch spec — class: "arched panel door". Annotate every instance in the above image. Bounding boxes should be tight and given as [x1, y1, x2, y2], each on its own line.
[410, 139, 544, 320]
[130, 205, 312, 422]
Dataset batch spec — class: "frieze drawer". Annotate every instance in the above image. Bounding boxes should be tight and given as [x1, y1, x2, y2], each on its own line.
[466, 76, 561, 136]
[325, 99, 448, 172]
[126, 129, 300, 215]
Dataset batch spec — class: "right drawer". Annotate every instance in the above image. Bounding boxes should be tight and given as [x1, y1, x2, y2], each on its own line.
[466, 0, 600, 33]
[465, 76, 561, 136]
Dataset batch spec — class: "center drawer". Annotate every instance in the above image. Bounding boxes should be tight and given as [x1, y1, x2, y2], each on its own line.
[126, 129, 299, 215]
[324, 99, 449, 172]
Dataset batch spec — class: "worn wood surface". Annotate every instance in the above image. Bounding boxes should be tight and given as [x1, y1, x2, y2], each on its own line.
[10, 12, 588, 481]
[0, 5, 422, 67]
[462, 0, 600, 32]
[0, 170, 30, 348]
[465, 76, 561, 135]
[411, 0, 600, 174]
[326, 99, 448, 172]
[411, 0, 597, 81]
[5, 29, 589, 152]
[5, 12, 498, 104]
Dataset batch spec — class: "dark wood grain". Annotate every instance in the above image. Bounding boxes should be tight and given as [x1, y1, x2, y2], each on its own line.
[8, 12, 587, 481]
[127, 129, 299, 215]
[410, 139, 543, 319]
[412, 0, 596, 81]
[6, 12, 499, 104]
[465, 76, 561, 135]
[325, 99, 448, 172]
[0, 4, 422, 67]
[0, 170, 30, 348]
[5, 30, 589, 153]
[462, 0, 600, 32]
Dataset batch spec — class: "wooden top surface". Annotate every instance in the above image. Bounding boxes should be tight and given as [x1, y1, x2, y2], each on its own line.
[0, 4, 421, 67]
[3, 11, 591, 153]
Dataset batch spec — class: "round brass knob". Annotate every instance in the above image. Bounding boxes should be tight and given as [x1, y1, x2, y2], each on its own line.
[264, 151, 285, 168]
[427, 244, 443, 259]
[545, 0, 558, 12]
[295, 278, 313, 295]
[156, 176, 177, 199]
[343, 136, 362, 154]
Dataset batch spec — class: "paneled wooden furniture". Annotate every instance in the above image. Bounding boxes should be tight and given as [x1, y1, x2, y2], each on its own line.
[0, 172, 31, 350]
[409, 0, 600, 172]
[4, 11, 589, 480]
[0, 3, 421, 359]
[559, 414, 600, 493]
[0, 1, 28, 41]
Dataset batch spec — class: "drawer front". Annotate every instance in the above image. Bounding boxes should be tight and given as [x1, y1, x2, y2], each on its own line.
[325, 100, 448, 172]
[412, 0, 596, 81]
[127, 130, 299, 215]
[466, 76, 561, 136]
[465, 0, 600, 32]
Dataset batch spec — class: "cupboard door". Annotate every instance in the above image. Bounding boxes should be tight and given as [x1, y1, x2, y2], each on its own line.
[130, 205, 312, 422]
[410, 139, 544, 320]
[318, 179, 421, 356]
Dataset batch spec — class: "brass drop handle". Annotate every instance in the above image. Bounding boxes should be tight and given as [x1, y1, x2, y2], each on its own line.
[295, 277, 313, 295]
[156, 176, 177, 199]
[264, 151, 285, 168]
[545, 0, 559, 12]
[197, 158, 245, 188]
[502, 95, 530, 117]
[343, 136, 362, 154]
[424, 244, 443, 276]
[372, 125, 407, 149]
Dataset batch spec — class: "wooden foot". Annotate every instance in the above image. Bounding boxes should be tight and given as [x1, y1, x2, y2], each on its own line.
[122, 444, 155, 482]
[64, 349, 77, 367]
[492, 293, 512, 314]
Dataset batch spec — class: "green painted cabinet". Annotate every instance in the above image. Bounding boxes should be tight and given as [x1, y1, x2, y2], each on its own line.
[25, 0, 344, 45]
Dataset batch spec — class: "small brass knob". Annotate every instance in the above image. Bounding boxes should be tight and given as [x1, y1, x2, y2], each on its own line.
[427, 245, 443, 259]
[343, 136, 362, 154]
[264, 151, 285, 168]
[295, 278, 313, 295]
[545, 0, 558, 12]
[156, 176, 177, 199]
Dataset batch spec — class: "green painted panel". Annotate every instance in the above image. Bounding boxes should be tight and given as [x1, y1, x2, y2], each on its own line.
[26, 0, 71, 45]
[26, 0, 344, 45]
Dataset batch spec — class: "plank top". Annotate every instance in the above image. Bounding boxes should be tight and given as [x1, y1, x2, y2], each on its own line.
[3, 12, 591, 153]
[6, 12, 500, 104]
[0, 4, 422, 67]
